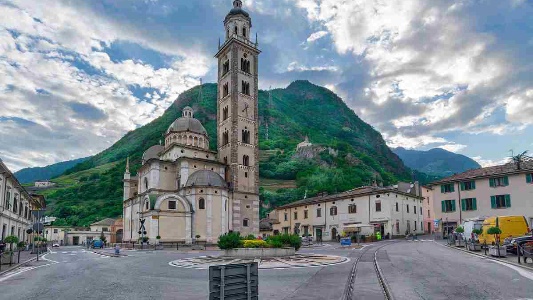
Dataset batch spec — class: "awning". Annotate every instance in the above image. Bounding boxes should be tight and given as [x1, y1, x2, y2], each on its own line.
[343, 224, 374, 233]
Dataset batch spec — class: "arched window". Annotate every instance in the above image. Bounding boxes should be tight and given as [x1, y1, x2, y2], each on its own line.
[224, 157, 228, 165]
[242, 129, 250, 144]
[223, 106, 229, 120]
[234, 25, 238, 35]
[223, 131, 229, 145]
[243, 155, 250, 166]
[242, 27, 247, 38]
[144, 178, 149, 190]
[223, 83, 229, 97]
[145, 201, 149, 210]
[199, 198, 205, 210]
[330, 206, 337, 216]
[194, 137, 198, 146]
[243, 218, 249, 227]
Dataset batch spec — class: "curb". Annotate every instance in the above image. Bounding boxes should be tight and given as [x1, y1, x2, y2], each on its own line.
[0, 256, 38, 277]
[91, 250, 127, 257]
[434, 241, 533, 272]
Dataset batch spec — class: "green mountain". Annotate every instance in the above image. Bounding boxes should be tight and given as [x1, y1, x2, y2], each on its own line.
[44, 81, 412, 226]
[393, 147, 481, 177]
[14, 157, 89, 184]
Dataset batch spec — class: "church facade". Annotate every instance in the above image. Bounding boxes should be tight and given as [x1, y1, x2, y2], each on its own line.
[122, 0, 260, 244]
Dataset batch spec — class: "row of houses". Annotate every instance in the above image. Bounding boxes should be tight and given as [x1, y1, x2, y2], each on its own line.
[0, 159, 46, 245]
[265, 159, 533, 241]
[423, 160, 533, 235]
[44, 218, 123, 246]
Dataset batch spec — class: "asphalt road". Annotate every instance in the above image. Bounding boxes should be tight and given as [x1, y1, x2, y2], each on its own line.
[0, 242, 532, 300]
[378, 241, 533, 300]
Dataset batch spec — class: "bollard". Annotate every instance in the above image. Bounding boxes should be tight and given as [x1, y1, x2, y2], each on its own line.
[518, 244, 521, 264]
[18, 249, 21, 264]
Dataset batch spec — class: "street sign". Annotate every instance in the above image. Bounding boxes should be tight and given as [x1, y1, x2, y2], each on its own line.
[209, 263, 258, 300]
[33, 223, 44, 233]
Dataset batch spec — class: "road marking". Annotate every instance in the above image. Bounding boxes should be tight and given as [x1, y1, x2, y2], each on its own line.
[41, 253, 60, 264]
[491, 260, 533, 281]
[0, 263, 53, 283]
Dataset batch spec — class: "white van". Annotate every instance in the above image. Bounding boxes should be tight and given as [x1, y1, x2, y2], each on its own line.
[461, 218, 485, 242]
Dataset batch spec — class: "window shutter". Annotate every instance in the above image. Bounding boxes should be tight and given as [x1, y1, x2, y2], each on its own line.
[451, 184, 455, 192]
[505, 194, 511, 208]
[491, 196, 496, 208]
[503, 176, 509, 186]
[441, 200, 446, 212]
[461, 199, 466, 211]
[460, 182, 465, 191]
[489, 178, 495, 187]
[527, 174, 532, 184]
[472, 181, 476, 189]
[451, 200, 456, 212]
[472, 198, 477, 211]
[441, 185, 445, 193]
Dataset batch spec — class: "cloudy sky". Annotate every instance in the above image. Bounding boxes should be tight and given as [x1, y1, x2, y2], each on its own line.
[1, 0, 532, 171]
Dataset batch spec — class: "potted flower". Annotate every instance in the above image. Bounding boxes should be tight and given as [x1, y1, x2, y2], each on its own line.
[468, 229, 482, 251]
[4, 235, 19, 252]
[487, 227, 506, 257]
[455, 227, 465, 247]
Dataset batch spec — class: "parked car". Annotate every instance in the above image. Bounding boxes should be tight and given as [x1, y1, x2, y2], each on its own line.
[91, 240, 104, 249]
[52, 243, 60, 248]
[478, 216, 530, 245]
[504, 235, 533, 254]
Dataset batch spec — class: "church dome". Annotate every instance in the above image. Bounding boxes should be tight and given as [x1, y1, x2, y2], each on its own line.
[185, 170, 227, 188]
[225, 0, 250, 22]
[142, 145, 164, 162]
[166, 107, 207, 136]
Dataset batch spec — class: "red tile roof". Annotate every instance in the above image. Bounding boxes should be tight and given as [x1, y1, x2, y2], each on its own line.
[428, 160, 533, 186]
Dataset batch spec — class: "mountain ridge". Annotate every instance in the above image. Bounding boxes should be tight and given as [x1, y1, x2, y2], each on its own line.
[393, 147, 481, 178]
[14, 157, 89, 184]
[42, 80, 414, 226]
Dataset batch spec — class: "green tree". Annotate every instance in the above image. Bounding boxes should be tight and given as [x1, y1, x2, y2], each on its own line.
[4, 235, 19, 251]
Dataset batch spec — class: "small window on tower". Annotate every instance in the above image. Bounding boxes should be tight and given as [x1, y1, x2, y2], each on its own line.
[245, 172, 248, 178]
[223, 83, 229, 97]
[243, 218, 249, 227]
[199, 198, 205, 210]
[243, 27, 247, 38]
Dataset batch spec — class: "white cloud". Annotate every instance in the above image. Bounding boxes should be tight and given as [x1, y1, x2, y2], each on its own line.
[384, 133, 447, 149]
[439, 144, 467, 153]
[506, 89, 533, 124]
[472, 156, 509, 168]
[287, 61, 337, 72]
[306, 30, 328, 43]
[0, 1, 211, 170]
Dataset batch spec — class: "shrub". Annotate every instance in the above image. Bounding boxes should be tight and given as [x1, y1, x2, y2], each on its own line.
[243, 240, 268, 248]
[17, 241, 26, 248]
[5, 235, 19, 250]
[455, 226, 464, 233]
[243, 234, 257, 240]
[156, 235, 161, 240]
[471, 229, 482, 235]
[218, 232, 243, 249]
[487, 227, 501, 235]
[266, 234, 302, 250]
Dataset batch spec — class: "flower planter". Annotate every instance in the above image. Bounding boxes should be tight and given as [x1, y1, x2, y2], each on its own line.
[224, 247, 295, 258]
[489, 246, 507, 257]
[468, 242, 482, 251]
[455, 240, 466, 247]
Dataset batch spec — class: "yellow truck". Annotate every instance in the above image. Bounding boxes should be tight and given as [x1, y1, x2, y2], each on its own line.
[478, 216, 530, 245]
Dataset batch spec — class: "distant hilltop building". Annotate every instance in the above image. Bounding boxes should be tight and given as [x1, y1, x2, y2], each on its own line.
[297, 136, 312, 150]
[122, 0, 260, 245]
[35, 180, 56, 188]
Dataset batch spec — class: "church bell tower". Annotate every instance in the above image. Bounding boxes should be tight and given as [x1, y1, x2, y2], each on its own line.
[215, 0, 260, 235]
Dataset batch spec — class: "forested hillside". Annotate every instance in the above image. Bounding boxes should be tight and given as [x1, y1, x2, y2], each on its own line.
[45, 81, 413, 226]
[14, 157, 89, 184]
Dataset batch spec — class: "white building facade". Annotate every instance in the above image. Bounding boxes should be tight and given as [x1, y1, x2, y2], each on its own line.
[271, 186, 425, 241]
[0, 159, 46, 246]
